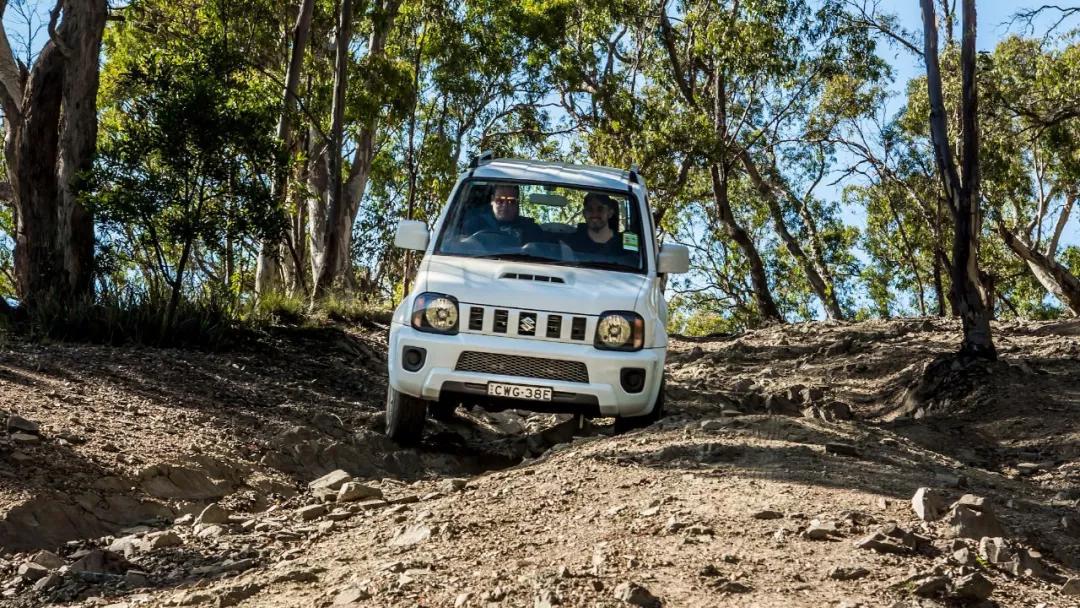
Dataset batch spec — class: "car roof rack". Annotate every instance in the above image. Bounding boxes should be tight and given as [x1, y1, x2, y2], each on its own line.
[628, 165, 639, 184]
[468, 150, 495, 169]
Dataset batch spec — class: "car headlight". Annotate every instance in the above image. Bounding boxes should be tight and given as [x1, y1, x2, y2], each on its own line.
[594, 311, 644, 351]
[411, 292, 459, 334]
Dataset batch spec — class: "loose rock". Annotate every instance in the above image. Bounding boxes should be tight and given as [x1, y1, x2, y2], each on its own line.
[197, 503, 232, 525]
[944, 496, 1005, 539]
[337, 481, 383, 502]
[391, 525, 432, 547]
[141, 530, 183, 551]
[309, 469, 353, 492]
[7, 415, 39, 435]
[854, 524, 920, 554]
[439, 478, 468, 493]
[613, 581, 661, 607]
[911, 574, 949, 597]
[951, 572, 993, 601]
[17, 562, 48, 582]
[978, 537, 1013, 564]
[297, 504, 327, 521]
[828, 566, 870, 581]
[29, 550, 65, 570]
[11, 432, 39, 444]
[32, 572, 62, 591]
[803, 520, 839, 540]
[70, 549, 132, 575]
[195, 523, 226, 538]
[911, 487, 947, 522]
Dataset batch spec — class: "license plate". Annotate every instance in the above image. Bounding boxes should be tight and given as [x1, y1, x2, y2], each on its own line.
[487, 382, 552, 401]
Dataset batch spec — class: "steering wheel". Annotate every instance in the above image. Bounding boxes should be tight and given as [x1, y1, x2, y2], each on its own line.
[461, 229, 519, 249]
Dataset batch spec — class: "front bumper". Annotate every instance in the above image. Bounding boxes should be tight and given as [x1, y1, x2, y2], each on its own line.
[388, 323, 665, 417]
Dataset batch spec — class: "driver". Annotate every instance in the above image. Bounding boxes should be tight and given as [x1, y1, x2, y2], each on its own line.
[464, 184, 543, 244]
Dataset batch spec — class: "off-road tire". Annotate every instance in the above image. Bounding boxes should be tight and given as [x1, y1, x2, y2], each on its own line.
[385, 386, 427, 444]
[614, 379, 665, 434]
[428, 401, 458, 421]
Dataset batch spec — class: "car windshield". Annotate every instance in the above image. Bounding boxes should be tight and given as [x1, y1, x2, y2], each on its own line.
[434, 179, 647, 273]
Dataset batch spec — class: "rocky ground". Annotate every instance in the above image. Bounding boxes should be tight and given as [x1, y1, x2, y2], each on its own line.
[0, 318, 1078, 607]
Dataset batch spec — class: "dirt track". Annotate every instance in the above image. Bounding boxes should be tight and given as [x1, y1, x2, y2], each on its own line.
[1, 318, 1079, 607]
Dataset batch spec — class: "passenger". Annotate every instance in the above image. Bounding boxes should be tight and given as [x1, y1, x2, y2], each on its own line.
[566, 193, 623, 255]
[463, 184, 543, 244]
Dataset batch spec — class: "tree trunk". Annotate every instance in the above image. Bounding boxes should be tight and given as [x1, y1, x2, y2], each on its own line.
[163, 233, 194, 336]
[1046, 192, 1074, 257]
[0, 0, 107, 308]
[740, 151, 843, 320]
[57, 0, 105, 299]
[932, 248, 947, 316]
[255, 0, 316, 298]
[920, 0, 995, 358]
[306, 130, 330, 284]
[709, 163, 783, 323]
[998, 222, 1080, 316]
[787, 179, 842, 314]
[311, 0, 402, 301]
[885, 196, 927, 315]
[310, 0, 355, 302]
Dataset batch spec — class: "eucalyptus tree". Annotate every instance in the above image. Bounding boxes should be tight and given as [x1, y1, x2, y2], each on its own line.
[981, 36, 1080, 316]
[309, 0, 407, 302]
[355, 0, 570, 298]
[546, 0, 881, 325]
[0, 0, 108, 309]
[823, 83, 954, 317]
[254, 0, 316, 297]
[919, 0, 995, 358]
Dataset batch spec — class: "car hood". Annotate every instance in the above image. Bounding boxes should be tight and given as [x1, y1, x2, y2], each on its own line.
[419, 256, 648, 315]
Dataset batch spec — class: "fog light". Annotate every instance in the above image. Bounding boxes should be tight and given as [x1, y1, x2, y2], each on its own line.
[402, 346, 426, 372]
[620, 368, 646, 393]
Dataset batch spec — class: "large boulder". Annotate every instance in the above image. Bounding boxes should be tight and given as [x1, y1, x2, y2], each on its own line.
[944, 495, 1006, 539]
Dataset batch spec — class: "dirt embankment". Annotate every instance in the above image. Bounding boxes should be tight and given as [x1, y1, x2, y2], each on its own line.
[0, 318, 1078, 607]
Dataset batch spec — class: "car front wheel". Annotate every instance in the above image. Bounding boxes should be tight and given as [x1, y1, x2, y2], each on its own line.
[385, 386, 427, 444]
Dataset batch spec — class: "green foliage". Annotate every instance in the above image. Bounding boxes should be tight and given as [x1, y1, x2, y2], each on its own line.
[88, 26, 284, 327]
[4, 0, 1079, 342]
[315, 295, 394, 325]
[252, 291, 308, 326]
[23, 287, 241, 349]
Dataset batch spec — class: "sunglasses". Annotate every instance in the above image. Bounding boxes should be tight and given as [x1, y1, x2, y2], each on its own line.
[493, 196, 519, 205]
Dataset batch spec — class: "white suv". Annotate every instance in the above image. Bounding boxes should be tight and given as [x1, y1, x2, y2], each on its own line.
[386, 157, 689, 443]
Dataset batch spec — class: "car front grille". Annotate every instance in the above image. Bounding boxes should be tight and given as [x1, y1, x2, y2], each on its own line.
[455, 351, 590, 383]
[463, 305, 591, 343]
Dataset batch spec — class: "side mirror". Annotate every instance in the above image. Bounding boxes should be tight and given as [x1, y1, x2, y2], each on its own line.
[394, 220, 429, 251]
[657, 243, 690, 274]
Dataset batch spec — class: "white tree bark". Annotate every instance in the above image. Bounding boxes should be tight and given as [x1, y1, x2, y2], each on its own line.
[255, 0, 317, 298]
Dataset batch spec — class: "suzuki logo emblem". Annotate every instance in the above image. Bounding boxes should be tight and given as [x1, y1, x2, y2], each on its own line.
[519, 316, 536, 333]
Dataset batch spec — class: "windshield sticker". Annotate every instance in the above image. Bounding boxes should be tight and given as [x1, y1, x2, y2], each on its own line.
[623, 233, 639, 251]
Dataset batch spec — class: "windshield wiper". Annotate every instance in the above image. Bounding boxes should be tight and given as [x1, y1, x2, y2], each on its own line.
[472, 253, 560, 263]
[559, 260, 637, 272]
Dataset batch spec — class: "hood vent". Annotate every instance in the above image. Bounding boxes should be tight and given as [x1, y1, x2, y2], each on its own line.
[500, 272, 565, 284]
